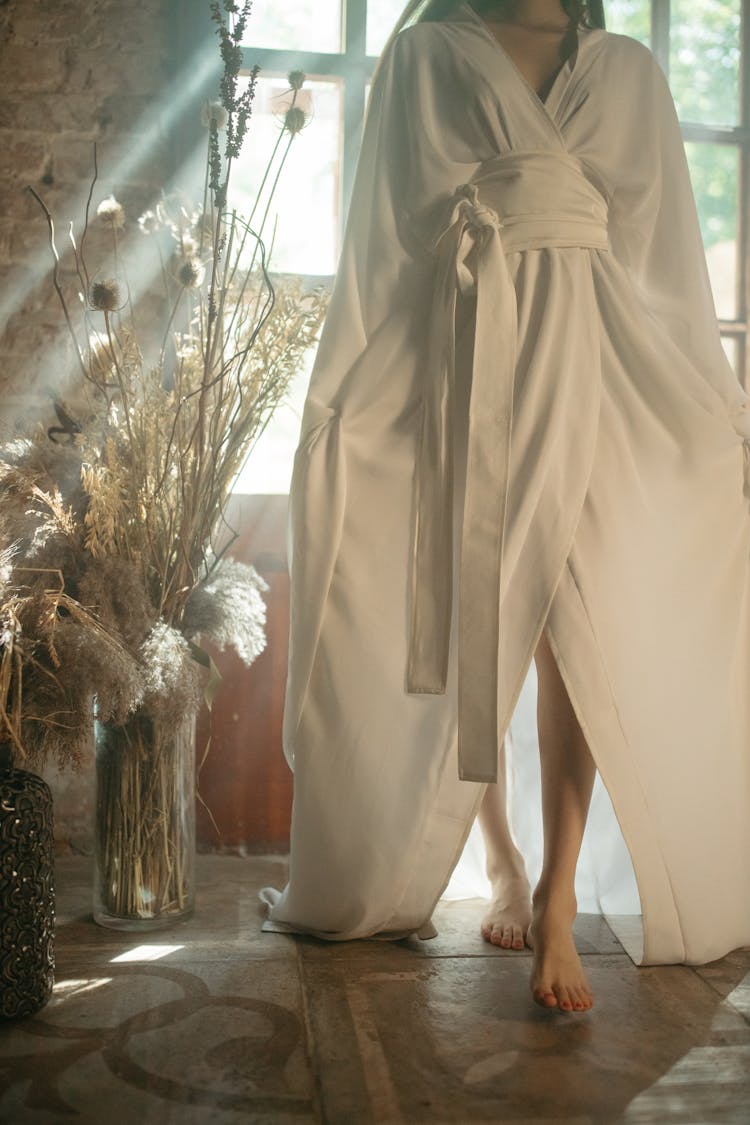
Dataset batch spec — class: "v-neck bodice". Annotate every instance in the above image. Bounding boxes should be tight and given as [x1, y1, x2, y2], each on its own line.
[456, 0, 598, 117]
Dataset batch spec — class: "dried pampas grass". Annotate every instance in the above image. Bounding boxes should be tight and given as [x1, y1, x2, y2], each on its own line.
[2, 0, 327, 787]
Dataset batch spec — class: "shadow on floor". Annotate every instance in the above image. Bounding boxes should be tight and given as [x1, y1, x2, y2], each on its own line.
[0, 855, 748, 1124]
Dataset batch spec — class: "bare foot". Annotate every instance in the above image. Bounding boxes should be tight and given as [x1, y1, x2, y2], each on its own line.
[480, 879, 533, 950]
[527, 890, 594, 1012]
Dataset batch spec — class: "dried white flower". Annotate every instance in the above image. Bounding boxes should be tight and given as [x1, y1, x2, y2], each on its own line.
[177, 232, 199, 257]
[182, 558, 268, 666]
[201, 100, 229, 130]
[96, 194, 126, 229]
[137, 209, 160, 234]
[138, 622, 203, 721]
[173, 256, 206, 289]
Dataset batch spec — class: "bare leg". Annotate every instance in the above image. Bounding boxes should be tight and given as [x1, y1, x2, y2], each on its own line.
[528, 626, 596, 1012]
[477, 733, 533, 949]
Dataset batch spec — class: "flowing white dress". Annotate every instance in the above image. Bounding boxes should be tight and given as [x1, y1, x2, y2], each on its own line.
[259, 0, 750, 966]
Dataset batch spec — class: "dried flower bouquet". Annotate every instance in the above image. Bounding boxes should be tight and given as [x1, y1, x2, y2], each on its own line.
[0, 0, 329, 923]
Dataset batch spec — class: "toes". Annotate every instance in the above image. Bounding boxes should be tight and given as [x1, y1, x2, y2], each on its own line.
[532, 988, 558, 1008]
[572, 985, 593, 1011]
[571, 987, 586, 1011]
[532, 982, 593, 1013]
[486, 923, 529, 949]
[554, 985, 573, 1012]
[577, 982, 594, 1008]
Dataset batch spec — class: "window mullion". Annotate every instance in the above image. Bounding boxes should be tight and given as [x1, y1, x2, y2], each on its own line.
[651, 0, 671, 75]
[240, 47, 354, 75]
[341, 0, 370, 230]
[679, 124, 750, 144]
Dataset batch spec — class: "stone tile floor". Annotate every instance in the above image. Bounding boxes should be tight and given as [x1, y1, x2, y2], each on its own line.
[1, 855, 749, 1124]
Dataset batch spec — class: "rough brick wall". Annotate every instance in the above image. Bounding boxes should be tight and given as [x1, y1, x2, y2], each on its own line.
[0, 0, 172, 428]
[0, 0, 174, 851]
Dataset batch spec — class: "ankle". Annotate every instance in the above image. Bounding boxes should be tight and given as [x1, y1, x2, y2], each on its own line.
[484, 841, 528, 884]
[531, 879, 577, 916]
[489, 873, 531, 900]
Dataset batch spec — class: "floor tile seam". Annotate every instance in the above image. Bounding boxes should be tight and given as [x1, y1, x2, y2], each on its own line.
[684, 968, 750, 1029]
[297, 950, 632, 964]
[298, 955, 532, 964]
[295, 940, 326, 1125]
[719, 1001, 750, 1028]
[55, 955, 303, 966]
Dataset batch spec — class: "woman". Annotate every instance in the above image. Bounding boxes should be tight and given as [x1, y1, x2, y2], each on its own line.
[260, 0, 750, 1014]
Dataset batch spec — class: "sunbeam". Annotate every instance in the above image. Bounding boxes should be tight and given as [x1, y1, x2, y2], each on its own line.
[0, 35, 221, 413]
[110, 944, 185, 963]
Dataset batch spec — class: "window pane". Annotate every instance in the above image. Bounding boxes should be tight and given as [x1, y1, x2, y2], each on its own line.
[669, 0, 741, 125]
[720, 336, 739, 374]
[242, 0, 342, 53]
[684, 142, 739, 319]
[604, 0, 650, 44]
[232, 75, 342, 275]
[366, 0, 407, 56]
[232, 349, 316, 493]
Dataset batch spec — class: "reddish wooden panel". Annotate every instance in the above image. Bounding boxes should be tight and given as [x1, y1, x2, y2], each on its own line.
[195, 494, 293, 852]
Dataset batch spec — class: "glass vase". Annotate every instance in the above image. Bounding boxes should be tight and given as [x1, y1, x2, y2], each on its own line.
[93, 710, 196, 930]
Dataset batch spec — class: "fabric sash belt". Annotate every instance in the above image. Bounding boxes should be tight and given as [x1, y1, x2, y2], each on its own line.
[406, 151, 610, 783]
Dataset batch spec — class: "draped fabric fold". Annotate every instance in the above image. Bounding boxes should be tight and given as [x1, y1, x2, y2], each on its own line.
[407, 155, 610, 782]
[282, 405, 346, 764]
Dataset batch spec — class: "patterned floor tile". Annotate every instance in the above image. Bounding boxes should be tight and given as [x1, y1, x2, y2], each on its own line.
[0, 957, 315, 1123]
[300, 952, 750, 1123]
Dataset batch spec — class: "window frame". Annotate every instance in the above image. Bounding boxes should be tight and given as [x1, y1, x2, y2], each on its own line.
[238, 0, 749, 387]
[647, 0, 749, 385]
[239, 0, 377, 255]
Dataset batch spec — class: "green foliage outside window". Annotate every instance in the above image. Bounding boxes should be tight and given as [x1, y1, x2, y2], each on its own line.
[607, 0, 741, 255]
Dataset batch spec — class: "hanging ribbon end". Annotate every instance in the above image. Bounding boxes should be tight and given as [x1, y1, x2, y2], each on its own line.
[405, 650, 449, 696]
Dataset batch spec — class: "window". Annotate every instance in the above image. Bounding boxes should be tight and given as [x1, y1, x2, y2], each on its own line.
[233, 0, 750, 492]
[606, 0, 748, 378]
[232, 0, 403, 491]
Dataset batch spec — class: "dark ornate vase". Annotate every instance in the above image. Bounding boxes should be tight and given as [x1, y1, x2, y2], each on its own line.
[0, 743, 55, 1020]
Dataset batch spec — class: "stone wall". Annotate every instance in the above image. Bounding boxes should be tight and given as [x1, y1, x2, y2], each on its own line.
[0, 0, 177, 425]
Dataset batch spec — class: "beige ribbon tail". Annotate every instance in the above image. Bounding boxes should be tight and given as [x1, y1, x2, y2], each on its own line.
[406, 159, 610, 782]
[457, 234, 517, 782]
[406, 223, 463, 694]
[406, 188, 517, 783]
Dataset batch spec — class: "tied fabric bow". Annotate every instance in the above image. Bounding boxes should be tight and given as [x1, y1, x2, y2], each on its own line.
[406, 180, 518, 782]
[445, 184, 506, 297]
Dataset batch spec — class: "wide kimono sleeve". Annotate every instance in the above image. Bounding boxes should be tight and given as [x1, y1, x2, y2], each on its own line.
[295, 25, 454, 433]
[282, 23, 471, 763]
[607, 43, 750, 441]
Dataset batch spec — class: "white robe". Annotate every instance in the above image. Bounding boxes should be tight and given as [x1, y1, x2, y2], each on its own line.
[259, 0, 750, 966]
